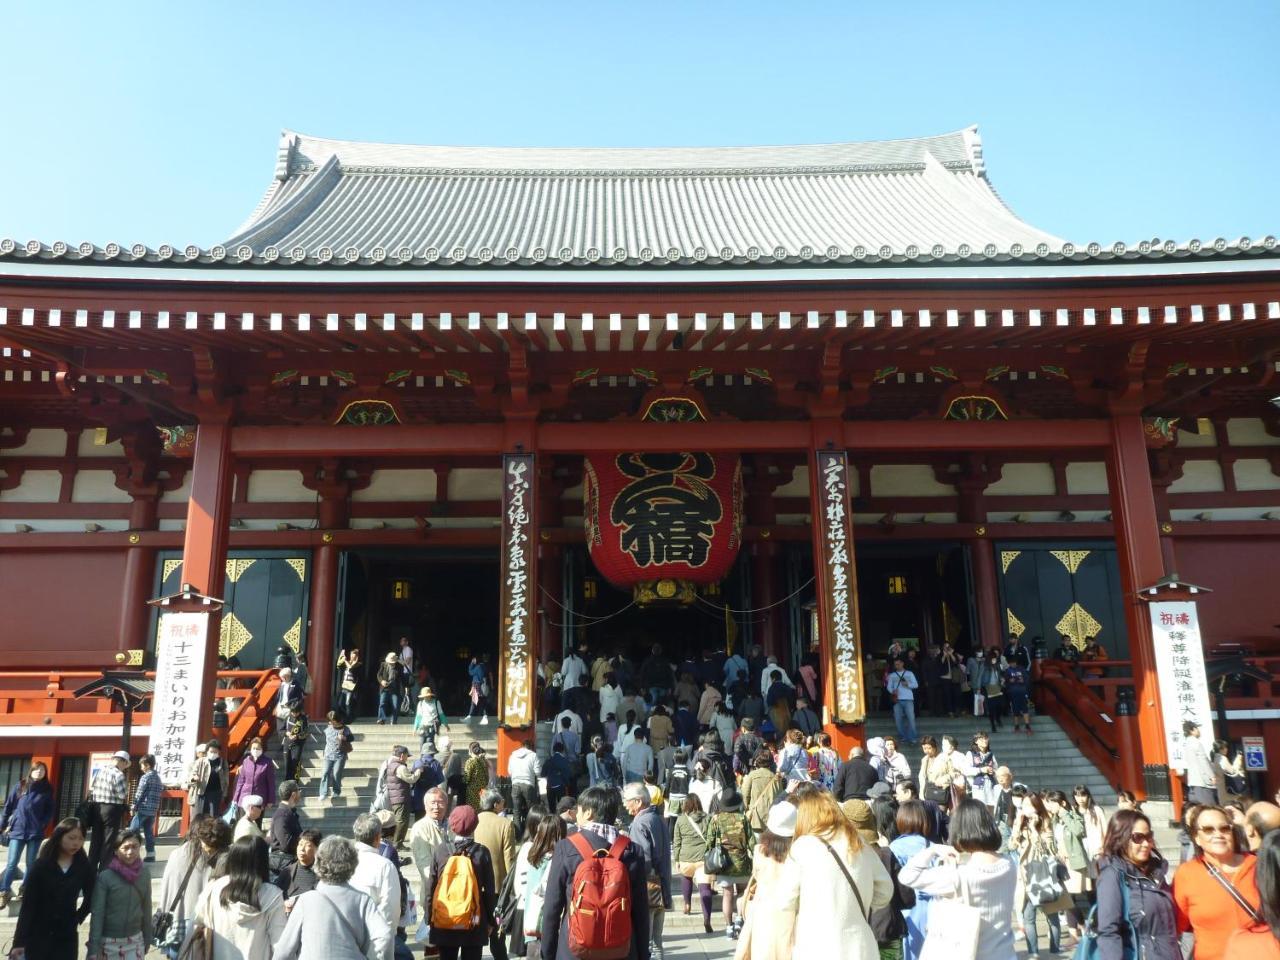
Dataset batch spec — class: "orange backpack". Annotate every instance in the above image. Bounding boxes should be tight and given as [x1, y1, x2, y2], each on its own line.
[431, 851, 482, 930]
[566, 833, 633, 960]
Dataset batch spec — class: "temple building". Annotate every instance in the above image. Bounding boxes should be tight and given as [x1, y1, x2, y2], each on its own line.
[1, 127, 1278, 803]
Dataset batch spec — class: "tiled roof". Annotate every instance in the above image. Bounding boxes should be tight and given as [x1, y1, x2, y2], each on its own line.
[222, 127, 1061, 266]
[0, 127, 1276, 271]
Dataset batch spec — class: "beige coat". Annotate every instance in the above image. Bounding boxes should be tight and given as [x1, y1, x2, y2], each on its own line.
[474, 810, 517, 892]
[776, 834, 893, 960]
[736, 850, 795, 960]
[409, 814, 455, 898]
[191, 875, 287, 960]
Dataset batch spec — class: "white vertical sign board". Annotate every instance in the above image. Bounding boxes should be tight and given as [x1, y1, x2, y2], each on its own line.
[148, 611, 210, 786]
[1149, 600, 1214, 772]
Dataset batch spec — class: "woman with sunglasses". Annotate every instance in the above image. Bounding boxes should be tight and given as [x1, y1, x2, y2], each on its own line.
[1094, 808, 1179, 960]
[1173, 804, 1262, 960]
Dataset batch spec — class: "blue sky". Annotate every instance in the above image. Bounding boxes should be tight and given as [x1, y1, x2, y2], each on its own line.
[1, 3, 1276, 247]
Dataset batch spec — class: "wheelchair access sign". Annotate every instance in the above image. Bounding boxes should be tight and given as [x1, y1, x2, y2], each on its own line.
[1242, 736, 1268, 772]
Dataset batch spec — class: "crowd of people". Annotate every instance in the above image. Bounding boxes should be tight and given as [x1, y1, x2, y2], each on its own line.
[3, 641, 1280, 960]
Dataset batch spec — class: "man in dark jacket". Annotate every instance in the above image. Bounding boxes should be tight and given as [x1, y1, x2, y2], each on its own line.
[269, 779, 303, 875]
[542, 786, 649, 960]
[835, 747, 880, 801]
[623, 783, 671, 960]
[672, 702, 699, 748]
[791, 697, 821, 736]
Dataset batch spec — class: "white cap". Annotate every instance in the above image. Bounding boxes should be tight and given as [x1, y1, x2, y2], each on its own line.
[241, 794, 264, 808]
[766, 802, 797, 838]
[112, 750, 131, 763]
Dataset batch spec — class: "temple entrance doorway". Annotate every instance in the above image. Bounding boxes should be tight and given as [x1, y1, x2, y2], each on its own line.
[856, 542, 976, 715]
[335, 548, 499, 718]
[564, 546, 749, 669]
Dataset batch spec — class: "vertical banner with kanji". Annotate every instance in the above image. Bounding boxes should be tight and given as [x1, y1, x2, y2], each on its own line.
[499, 453, 536, 727]
[812, 450, 866, 723]
[1150, 600, 1213, 772]
[148, 611, 210, 786]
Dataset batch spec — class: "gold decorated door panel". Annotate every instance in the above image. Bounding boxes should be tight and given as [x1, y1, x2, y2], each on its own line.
[152, 551, 312, 670]
[995, 544, 1128, 657]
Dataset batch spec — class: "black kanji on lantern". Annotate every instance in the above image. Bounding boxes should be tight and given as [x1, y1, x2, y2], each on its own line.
[611, 453, 723, 567]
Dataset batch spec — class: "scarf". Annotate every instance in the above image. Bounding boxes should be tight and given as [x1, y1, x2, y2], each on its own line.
[578, 820, 621, 844]
[109, 854, 144, 885]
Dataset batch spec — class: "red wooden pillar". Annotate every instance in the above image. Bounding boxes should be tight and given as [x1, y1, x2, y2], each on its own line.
[1107, 414, 1173, 800]
[307, 541, 339, 718]
[181, 421, 234, 743]
[969, 536, 1004, 651]
[117, 494, 159, 656]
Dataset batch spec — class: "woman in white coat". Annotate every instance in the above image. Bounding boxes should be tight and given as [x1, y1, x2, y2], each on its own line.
[775, 788, 893, 960]
[189, 835, 286, 960]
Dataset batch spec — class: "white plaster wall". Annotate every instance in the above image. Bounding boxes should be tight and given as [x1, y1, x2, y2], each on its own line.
[1, 428, 66, 456]
[773, 466, 813, 498]
[1177, 422, 1218, 448]
[353, 469, 434, 502]
[1171, 507, 1280, 522]
[1233, 459, 1280, 492]
[246, 470, 311, 502]
[2, 518, 127, 533]
[985, 462, 1055, 496]
[1065, 462, 1109, 495]
[76, 431, 124, 457]
[870, 464, 953, 497]
[72, 470, 132, 503]
[161, 471, 193, 503]
[1166, 460, 1225, 494]
[1227, 418, 1280, 446]
[0, 469, 61, 502]
[449, 468, 502, 501]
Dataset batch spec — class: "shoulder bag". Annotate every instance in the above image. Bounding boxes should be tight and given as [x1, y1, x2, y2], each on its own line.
[1203, 857, 1264, 924]
[919, 870, 981, 960]
[703, 817, 732, 875]
[178, 923, 213, 960]
[152, 851, 202, 946]
[818, 838, 869, 921]
[1074, 869, 1139, 960]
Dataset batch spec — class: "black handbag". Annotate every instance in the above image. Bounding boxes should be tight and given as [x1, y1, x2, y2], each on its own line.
[703, 840, 731, 875]
[153, 852, 201, 946]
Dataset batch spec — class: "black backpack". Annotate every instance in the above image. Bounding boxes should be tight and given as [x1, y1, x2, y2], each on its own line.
[734, 734, 761, 774]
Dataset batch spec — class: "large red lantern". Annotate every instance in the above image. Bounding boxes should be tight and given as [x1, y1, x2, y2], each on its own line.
[584, 452, 744, 604]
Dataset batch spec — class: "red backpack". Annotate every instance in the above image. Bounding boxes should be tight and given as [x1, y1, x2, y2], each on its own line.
[566, 833, 633, 960]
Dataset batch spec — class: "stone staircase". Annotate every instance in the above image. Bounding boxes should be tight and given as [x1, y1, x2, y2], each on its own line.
[291, 717, 504, 837]
[863, 713, 1118, 805]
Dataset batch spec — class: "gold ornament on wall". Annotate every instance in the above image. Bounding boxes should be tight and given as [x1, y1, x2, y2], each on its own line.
[162, 558, 183, 582]
[282, 617, 302, 653]
[1055, 602, 1103, 650]
[219, 612, 254, 658]
[1007, 608, 1027, 639]
[225, 558, 257, 583]
[1050, 550, 1092, 575]
[285, 558, 306, 582]
[1000, 550, 1021, 574]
